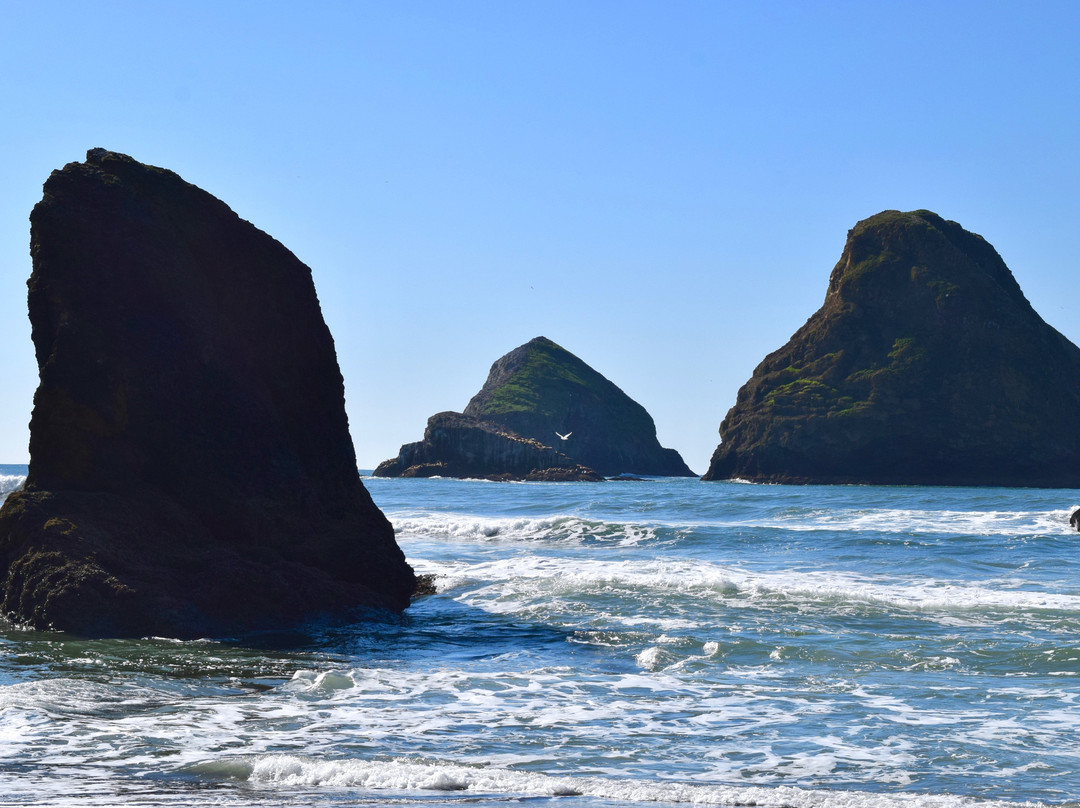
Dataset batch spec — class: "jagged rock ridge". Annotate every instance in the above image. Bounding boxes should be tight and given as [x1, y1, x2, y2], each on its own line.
[0, 148, 416, 637]
[704, 210, 1080, 486]
[376, 337, 694, 480]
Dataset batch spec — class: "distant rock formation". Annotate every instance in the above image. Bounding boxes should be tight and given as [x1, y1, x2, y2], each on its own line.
[704, 210, 1080, 487]
[376, 337, 694, 480]
[0, 149, 416, 637]
[375, 412, 603, 482]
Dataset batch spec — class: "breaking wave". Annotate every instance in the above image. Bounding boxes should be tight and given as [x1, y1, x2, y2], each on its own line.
[421, 554, 1080, 621]
[394, 513, 661, 546]
[191, 753, 1051, 808]
[0, 472, 25, 496]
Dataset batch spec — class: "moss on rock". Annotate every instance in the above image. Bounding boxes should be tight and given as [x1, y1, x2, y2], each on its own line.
[704, 210, 1080, 486]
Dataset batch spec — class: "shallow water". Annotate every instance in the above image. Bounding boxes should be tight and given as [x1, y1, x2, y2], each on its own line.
[2, 471, 1079, 807]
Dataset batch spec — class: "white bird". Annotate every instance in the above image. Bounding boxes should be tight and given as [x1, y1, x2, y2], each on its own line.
[556, 431, 572, 441]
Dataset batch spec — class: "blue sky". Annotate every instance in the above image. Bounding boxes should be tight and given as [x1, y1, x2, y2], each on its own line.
[2, 1, 1078, 474]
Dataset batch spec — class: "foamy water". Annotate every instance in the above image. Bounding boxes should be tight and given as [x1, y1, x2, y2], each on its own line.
[0, 471, 25, 499]
[2, 473, 1080, 807]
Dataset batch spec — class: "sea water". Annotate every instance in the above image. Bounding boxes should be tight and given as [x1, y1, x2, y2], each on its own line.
[1, 467, 1079, 808]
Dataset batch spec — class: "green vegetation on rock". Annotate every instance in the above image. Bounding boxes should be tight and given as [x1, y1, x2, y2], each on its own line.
[478, 342, 589, 420]
[464, 337, 694, 477]
[705, 209, 1080, 487]
[377, 337, 695, 479]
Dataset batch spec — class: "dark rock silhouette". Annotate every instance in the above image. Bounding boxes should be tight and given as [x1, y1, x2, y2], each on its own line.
[704, 210, 1080, 486]
[0, 149, 416, 637]
[376, 337, 694, 480]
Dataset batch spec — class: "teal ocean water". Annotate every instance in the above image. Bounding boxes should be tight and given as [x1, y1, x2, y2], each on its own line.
[2, 467, 1080, 808]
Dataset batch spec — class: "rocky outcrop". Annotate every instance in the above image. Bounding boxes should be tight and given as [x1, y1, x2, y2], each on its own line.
[464, 337, 694, 477]
[704, 210, 1080, 487]
[373, 412, 602, 481]
[376, 337, 694, 480]
[0, 148, 416, 637]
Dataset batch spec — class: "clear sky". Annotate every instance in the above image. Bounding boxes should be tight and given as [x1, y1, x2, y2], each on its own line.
[2, 1, 1078, 474]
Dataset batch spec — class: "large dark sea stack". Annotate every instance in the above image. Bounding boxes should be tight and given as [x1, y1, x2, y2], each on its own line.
[376, 336, 693, 479]
[704, 210, 1080, 487]
[0, 148, 416, 637]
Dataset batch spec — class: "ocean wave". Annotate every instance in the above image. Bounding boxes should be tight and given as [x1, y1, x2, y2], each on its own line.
[390, 505, 1077, 545]
[0, 473, 25, 496]
[0, 676, 181, 727]
[758, 507, 1077, 537]
[204, 752, 1048, 808]
[393, 513, 660, 546]
[420, 556, 1080, 620]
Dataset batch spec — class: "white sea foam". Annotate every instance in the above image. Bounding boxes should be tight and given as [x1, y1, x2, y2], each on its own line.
[748, 507, 1077, 537]
[394, 512, 659, 545]
[422, 554, 1080, 623]
[0, 472, 25, 496]
[7, 479, 1080, 807]
[5, 635, 1074, 806]
[232, 753, 1048, 808]
[635, 646, 666, 670]
[388, 503, 1078, 558]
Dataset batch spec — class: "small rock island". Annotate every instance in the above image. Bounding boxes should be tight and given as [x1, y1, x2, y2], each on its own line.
[704, 210, 1080, 487]
[376, 336, 695, 480]
[0, 149, 417, 637]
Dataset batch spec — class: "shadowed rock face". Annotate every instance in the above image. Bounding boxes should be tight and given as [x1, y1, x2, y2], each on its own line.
[704, 210, 1080, 487]
[0, 149, 416, 637]
[375, 337, 694, 480]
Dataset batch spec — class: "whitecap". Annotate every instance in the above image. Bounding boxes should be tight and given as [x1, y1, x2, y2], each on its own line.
[423, 554, 1080, 626]
[748, 506, 1080, 537]
[393, 512, 659, 546]
[635, 646, 663, 670]
[0, 473, 25, 495]
[231, 753, 1052, 808]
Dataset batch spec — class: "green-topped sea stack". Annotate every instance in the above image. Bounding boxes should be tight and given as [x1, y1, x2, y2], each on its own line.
[704, 210, 1080, 487]
[376, 336, 694, 480]
[0, 149, 417, 637]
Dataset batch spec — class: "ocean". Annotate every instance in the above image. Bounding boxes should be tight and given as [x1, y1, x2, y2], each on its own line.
[1, 465, 1079, 808]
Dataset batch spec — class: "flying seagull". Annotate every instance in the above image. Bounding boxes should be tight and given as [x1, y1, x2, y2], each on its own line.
[556, 431, 572, 441]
